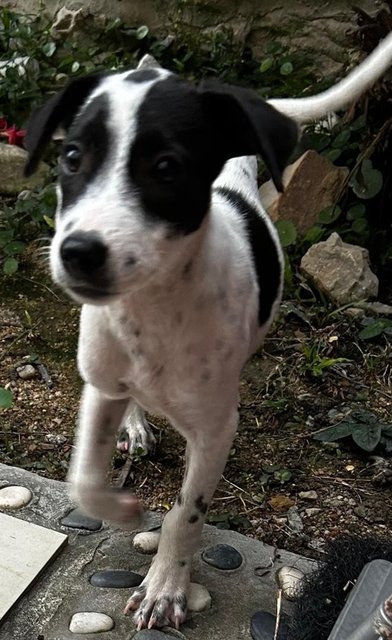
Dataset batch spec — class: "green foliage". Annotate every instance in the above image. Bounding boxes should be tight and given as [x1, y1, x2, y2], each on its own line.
[314, 409, 392, 453]
[0, 387, 13, 409]
[207, 512, 251, 531]
[359, 317, 392, 340]
[301, 342, 350, 378]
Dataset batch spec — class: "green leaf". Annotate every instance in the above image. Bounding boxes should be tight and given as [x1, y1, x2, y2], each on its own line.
[136, 25, 149, 40]
[318, 205, 341, 225]
[0, 388, 13, 409]
[332, 129, 351, 148]
[325, 148, 341, 163]
[42, 42, 56, 57]
[346, 204, 366, 221]
[275, 220, 297, 247]
[0, 229, 13, 246]
[4, 240, 25, 255]
[43, 215, 55, 229]
[352, 423, 381, 452]
[351, 218, 368, 234]
[3, 257, 18, 275]
[71, 61, 80, 73]
[351, 410, 378, 424]
[314, 422, 355, 442]
[359, 319, 392, 340]
[350, 162, 383, 200]
[304, 225, 324, 244]
[259, 57, 274, 73]
[280, 61, 293, 76]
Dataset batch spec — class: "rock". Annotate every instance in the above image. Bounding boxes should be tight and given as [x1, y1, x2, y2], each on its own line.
[276, 566, 304, 600]
[287, 506, 304, 533]
[50, 7, 83, 39]
[89, 570, 143, 588]
[298, 490, 318, 501]
[0, 485, 32, 509]
[133, 530, 160, 553]
[69, 612, 114, 633]
[259, 150, 348, 233]
[305, 508, 322, 517]
[45, 433, 67, 445]
[16, 364, 36, 380]
[137, 53, 161, 70]
[61, 508, 102, 531]
[250, 611, 288, 640]
[301, 232, 379, 305]
[202, 544, 243, 570]
[0, 143, 50, 195]
[134, 631, 172, 639]
[188, 582, 212, 612]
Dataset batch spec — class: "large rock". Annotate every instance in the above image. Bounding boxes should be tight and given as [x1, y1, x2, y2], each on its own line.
[0, 143, 50, 194]
[259, 150, 349, 233]
[300, 232, 379, 305]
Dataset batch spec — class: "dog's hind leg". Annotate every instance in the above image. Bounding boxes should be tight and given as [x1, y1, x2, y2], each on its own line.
[117, 403, 156, 455]
[68, 383, 143, 528]
[124, 401, 239, 630]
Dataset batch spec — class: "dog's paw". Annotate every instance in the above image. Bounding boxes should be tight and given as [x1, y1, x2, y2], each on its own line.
[124, 560, 189, 629]
[72, 486, 143, 530]
[117, 416, 156, 456]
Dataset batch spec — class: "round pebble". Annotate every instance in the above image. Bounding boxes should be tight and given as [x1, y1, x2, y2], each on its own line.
[0, 485, 32, 509]
[188, 582, 212, 612]
[61, 508, 102, 531]
[250, 611, 288, 640]
[202, 543, 243, 570]
[90, 570, 143, 588]
[16, 364, 36, 380]
[69, 612, 114, 633]
[133, 530, 160, 554]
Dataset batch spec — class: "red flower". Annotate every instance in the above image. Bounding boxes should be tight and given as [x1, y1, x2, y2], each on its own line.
[0, 120, 26, 146]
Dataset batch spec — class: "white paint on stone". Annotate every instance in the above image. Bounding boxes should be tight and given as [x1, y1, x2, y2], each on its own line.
[188, 582, 212, 612]
[0, 485, 32, 509]
[69, 612, 114, 634]
[133, 530, 160, 554]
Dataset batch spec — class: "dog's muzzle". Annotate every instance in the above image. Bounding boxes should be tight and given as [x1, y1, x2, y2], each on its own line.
[59, 231, 112, 299]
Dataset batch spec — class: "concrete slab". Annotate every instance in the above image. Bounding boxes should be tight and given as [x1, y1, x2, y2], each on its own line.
[0, 463, 315, 640]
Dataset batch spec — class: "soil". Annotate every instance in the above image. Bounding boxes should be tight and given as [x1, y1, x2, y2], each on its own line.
[1, 252, 391, 560]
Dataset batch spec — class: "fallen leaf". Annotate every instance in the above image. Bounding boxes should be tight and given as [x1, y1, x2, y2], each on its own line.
[268, 495, 295, 512]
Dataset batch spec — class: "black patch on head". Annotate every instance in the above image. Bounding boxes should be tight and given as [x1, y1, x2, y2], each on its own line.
[188, 513, 199, 524]
[195, 494, 208, 514]
[129, 76, 225, 235]
[60, 95, 110, 210]
[125, 69, 161, 83]
[64, 220, 74, 232]
[215, 187, 281, 326]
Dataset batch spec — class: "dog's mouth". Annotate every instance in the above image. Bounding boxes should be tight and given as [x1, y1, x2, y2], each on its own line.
[65, 283, 118, 304]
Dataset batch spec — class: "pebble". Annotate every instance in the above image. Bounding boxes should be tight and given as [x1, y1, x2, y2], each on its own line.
[89, 570, 143, 588]
[202, 544, 243, 570]
[276, 566, 304, 600]
[298, 490, 318, 501]
[133, 530, 160, 554]
[188, 582, 212, 612]
[305, 508, 321, 517]
[250, 611, 288, 640]
[69, 612, 114, 633]
[61, 508, 102, 531]
[0, 485, 32, 509]
[16, 364, 36, 380]
[287, 506, 304, 533]
[134, 630, 175, 639]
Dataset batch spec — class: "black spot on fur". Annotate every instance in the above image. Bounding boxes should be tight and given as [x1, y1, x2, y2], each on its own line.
[188, 513, 199, 524]
[195, 494, 208, 514]
[174, 593, 187, 610]
[60, 95, 110, 210]
[182, 260, 193, 278]
[126, 255, 137, 266]
[134, 327, 141, 337]
[118, 382, 129, 393]
[201, 369, 211, 382]
[125, 69, 161, 83]
[175, 311, 183, 325]
[215, 187, 281, 325]
[64, 220, 74, 232]
[178, 560, 187, 567]
[177, 492, 183, 506]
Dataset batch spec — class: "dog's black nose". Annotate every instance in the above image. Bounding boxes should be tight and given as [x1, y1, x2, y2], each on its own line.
[60, 232, 107, 276]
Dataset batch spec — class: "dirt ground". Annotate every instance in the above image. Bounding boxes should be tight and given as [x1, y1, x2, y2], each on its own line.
[1, 252, 391, 560]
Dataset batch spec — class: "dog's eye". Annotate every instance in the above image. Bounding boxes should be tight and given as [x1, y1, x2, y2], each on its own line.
[153, 157, 180, 183]
[63, 144, 83, 174]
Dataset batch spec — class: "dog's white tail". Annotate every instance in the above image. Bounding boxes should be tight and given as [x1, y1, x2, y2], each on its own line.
[268, 32, 392, 123]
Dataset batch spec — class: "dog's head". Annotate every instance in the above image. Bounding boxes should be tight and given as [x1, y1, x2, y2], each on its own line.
[25, 65, 297, 304]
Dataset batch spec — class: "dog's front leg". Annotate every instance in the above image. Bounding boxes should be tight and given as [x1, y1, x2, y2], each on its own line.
[69, 383, 142, 528]
[124, 404, 239, 629]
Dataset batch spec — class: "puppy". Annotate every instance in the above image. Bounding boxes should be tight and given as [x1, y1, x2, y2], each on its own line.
[24, 33, 392, 630]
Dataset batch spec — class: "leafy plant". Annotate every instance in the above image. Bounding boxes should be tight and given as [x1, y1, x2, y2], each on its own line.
[301, 342, 350, 378]
[207, 512, 251, 531]
[359, 317, 392, 340]
[0, 388, 13, 409]
[314, 409, 392, 453]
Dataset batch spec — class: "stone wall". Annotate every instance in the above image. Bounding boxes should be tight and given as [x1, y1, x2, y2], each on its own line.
[3, 0, 383, 75]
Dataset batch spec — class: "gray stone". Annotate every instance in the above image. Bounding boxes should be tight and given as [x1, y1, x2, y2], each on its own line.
[298, 490, 318, 501]
[202, 543, 243, 570]
[0, 143, 50, 194]
[259, 150, 348, 233]
[16, 364, 36, 380]
[134, 631, 174, 639]
[301, 232, 379, 305]
[287, 507, 304, 533]
[250, 611, 288, 640]
[188, 582, 212, 612]
[133, 530, 160, 553]
[50, 7, 83, 39]
[61, 508, 102, 531]
[89, 570, 143, 588]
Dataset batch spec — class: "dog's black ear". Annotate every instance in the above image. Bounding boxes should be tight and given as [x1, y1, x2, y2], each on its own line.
[24, 73, 105, 177]
[199, 80, 298, 192]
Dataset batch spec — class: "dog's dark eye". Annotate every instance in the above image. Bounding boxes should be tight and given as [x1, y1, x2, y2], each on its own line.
[63, 144, 83, 174]
[153, 157, 180, 183]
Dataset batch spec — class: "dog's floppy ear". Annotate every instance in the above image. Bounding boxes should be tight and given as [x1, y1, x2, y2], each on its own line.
[24, 73, 105, 177]
[199, 80, 298, 192]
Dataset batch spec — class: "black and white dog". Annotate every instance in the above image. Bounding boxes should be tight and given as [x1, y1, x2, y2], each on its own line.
[24, 34, 392, 630]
